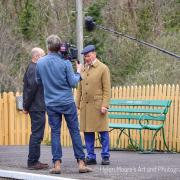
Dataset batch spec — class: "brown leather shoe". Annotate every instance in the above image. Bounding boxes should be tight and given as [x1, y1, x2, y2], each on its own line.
[78, 160, 93, 173]
[49, 160, 61, 174]
[28, 162, 49, 170]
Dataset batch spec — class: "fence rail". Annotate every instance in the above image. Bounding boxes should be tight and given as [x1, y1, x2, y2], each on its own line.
[0, 84, 180, 152]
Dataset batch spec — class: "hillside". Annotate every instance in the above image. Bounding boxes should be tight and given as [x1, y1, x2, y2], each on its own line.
[0, 0, 179, 91]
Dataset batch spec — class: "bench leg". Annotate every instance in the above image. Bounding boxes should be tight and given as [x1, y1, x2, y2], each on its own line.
[108, 128, 125, 150]
[116, 129, 125, 148]
[150, 129, 160, 151]
[161, 127, 170, 151]
[127, 129, 143, 151]
[128, 129, 137, 149]
[139, 130, 144, 151]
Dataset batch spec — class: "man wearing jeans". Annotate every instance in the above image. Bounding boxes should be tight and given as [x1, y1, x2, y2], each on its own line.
[23, 47, 49, 170]
[36, 34, 92, 174]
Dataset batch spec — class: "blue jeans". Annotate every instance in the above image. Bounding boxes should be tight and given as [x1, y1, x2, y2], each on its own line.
[46, 102, 85, 163]
[28, 111, 46, 166]
[84, 131, 110, 160]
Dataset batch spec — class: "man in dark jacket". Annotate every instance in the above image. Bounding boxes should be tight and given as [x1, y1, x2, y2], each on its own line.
[23, 47, 49, 170]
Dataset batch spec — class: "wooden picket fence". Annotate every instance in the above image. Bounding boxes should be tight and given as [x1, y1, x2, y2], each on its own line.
[0, 84, 180, 152]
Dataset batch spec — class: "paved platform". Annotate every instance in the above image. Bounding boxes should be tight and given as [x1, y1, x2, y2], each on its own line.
[0, 145, 180, 180]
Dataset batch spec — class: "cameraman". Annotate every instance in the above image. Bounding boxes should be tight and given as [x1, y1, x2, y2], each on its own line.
[36, 34, 92, 174]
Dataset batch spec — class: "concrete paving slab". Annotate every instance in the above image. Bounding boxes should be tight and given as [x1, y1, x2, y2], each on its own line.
[0, 145, 180, 180]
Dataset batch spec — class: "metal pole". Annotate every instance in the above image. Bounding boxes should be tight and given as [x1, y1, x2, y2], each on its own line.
[97, 25, 180, 59]
[76, 0, 84, 64]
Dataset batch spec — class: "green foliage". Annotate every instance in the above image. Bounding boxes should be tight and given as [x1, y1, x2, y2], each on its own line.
[19, 0, 37, 39]
[86, 0, 108, 24]
[9, 46, 28, 74]
[0, 0, 179, 91]
[84, 0, 108, 58]
[126, 143, 139, 151]
[84, 0, 153, 85]
[164, 10, 180, 32]
[18, 0, 49, 43]
[126, 32, 180, 85]
[137, 3, 154, 40]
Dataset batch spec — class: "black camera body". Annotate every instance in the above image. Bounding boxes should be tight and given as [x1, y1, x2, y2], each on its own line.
[59, 43, 78, 61]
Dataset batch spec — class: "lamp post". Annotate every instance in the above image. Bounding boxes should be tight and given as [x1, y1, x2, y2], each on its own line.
[76, 0, 84, 63]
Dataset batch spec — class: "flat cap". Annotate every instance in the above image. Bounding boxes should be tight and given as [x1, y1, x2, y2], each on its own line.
[81, 45, 95, 55]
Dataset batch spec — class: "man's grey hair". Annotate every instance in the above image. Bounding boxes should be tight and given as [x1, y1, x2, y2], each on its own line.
[46, 34, 61, 52]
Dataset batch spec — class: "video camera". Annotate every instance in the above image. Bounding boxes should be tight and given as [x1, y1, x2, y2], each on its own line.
[59, 43, 78, 61]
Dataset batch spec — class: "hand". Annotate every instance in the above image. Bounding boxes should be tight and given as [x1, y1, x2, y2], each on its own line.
[76, 61, 82, 73]
[23, 110, 28, 114]
[77, 108, 80, 116]
[101, 107, 108, 114]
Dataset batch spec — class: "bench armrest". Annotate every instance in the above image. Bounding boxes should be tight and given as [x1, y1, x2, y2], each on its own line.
[139, 115, 150, 129]
[139, 114, 164, 129]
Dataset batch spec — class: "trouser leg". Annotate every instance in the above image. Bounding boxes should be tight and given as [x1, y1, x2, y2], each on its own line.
[84, 132, 96, 160]
[47, 107, 62, 163]
[28, 111, 45, 166]
[99, 131, 110, 159]
[64, 102, 85, 160]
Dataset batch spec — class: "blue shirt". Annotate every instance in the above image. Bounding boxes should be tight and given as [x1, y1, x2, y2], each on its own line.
[36, 52, 81, 106]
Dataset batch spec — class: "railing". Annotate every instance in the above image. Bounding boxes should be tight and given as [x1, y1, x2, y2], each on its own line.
[0, 84, 180, 152]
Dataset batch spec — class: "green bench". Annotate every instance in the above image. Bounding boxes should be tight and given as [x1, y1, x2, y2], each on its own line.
[108, 99, 172, 152]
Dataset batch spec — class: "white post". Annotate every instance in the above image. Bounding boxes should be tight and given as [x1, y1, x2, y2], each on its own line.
[76, 0, 84, 64]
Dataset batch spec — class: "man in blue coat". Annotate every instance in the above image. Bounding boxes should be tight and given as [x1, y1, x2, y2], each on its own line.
[36, 34, 92, 174]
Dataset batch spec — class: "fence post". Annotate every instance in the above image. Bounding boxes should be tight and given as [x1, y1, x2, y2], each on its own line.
[0, 93, 3, 145]
[3, 92, 9, 145]
[8, 92, 15, 145]
[15, 92, 21, 145]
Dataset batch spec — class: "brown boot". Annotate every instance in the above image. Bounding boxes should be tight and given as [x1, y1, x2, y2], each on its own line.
[49, 160, 61, 174]
[78, 160, 93, 173]
[28, 162, 49, 170]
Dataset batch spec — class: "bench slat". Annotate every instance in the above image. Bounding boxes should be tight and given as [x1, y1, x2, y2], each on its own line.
[110, 99, 171, 107]
[109, 123, 163, 130]
[108, 108, 165, 114]
[108, 114, 166, 121]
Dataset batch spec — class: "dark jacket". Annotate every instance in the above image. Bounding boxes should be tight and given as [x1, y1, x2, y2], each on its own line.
[23, 62, 45, 111]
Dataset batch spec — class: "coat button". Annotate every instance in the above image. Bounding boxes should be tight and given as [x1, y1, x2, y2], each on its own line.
[86, 83, 88, 85]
